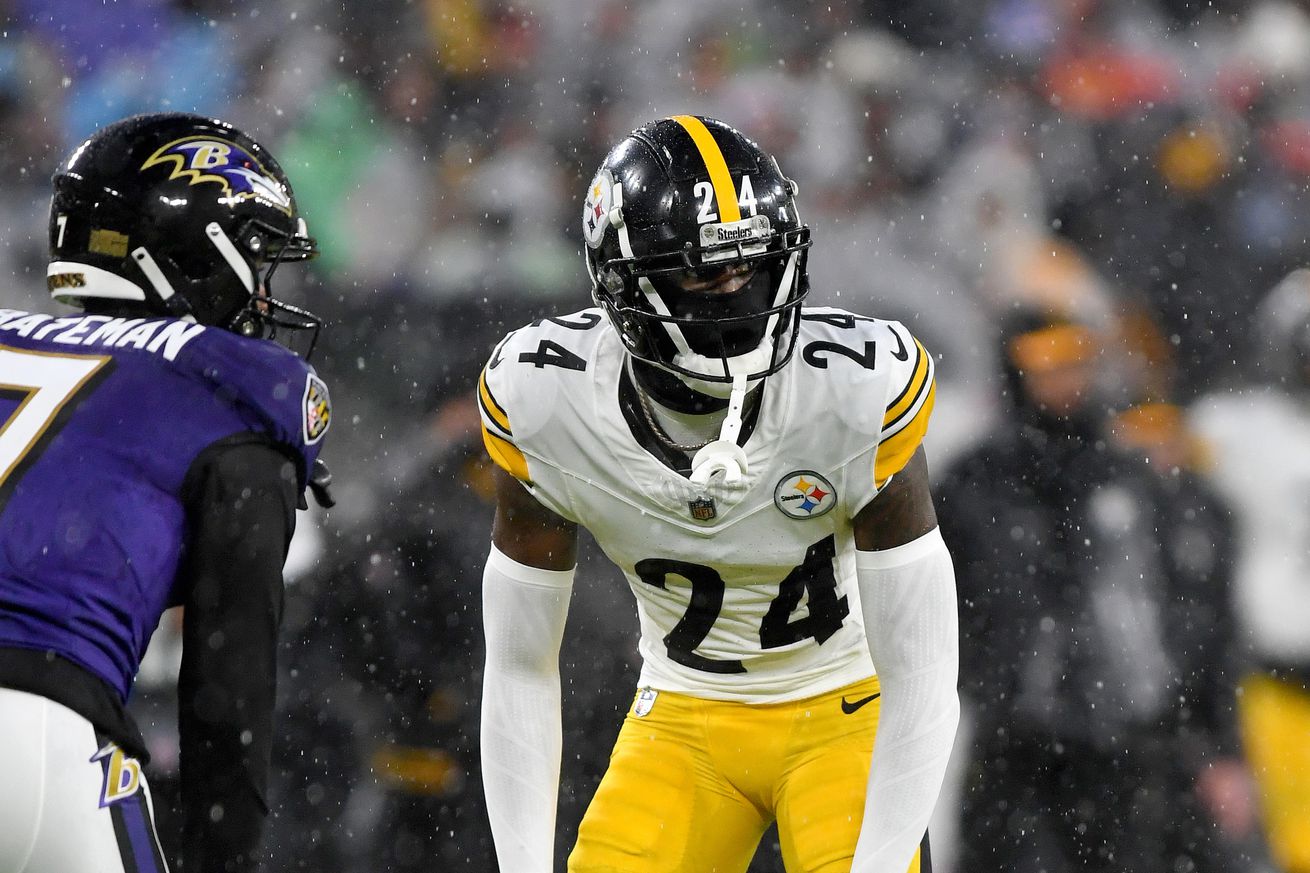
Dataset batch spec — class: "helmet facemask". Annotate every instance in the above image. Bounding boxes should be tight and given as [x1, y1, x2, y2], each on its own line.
[593, 223, 811, 397]
[221, 218, 322, 357]
[129, 215, 323, 357]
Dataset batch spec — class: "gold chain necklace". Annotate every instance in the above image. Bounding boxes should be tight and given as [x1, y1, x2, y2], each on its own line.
[634, 386, 713, 453]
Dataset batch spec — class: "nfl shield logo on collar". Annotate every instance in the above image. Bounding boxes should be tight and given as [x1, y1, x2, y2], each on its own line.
[688, 496, 717, 521]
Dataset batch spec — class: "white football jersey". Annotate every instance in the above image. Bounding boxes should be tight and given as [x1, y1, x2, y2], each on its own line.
[1190, 388, 1310, 663]
[479, 306, 935, 703]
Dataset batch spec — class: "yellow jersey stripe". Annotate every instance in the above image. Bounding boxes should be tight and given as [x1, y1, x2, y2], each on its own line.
[670, 115, 741, 223]
[481, 424, 531, 481]
[478, 390, 512, 440]
[874, 378, 936, 487]
[883, 338, 929, 429]
[478, 368, 511, 434]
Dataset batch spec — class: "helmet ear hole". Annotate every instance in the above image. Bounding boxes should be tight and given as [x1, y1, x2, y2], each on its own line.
[600, 267, 624, 295]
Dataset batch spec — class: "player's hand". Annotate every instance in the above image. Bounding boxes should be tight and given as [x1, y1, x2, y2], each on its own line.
[1194, 756, 1257, 838]
[308, 457, 336, 508]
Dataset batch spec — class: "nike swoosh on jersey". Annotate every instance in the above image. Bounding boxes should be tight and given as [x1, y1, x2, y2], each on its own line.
[888, 327, 909, 361]
[840, 692, 881, 714]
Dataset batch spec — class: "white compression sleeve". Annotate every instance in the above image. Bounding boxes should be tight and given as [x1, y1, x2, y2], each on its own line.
[852, 527, 961, 873]
[480, 545, 575, 873]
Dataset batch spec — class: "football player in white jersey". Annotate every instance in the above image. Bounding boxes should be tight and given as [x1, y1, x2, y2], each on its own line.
[478, 115, 959, 873]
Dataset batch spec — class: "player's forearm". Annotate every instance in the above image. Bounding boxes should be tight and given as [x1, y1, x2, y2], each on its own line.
[852, 528, 960, 873]
[177, 442, 296, 872]
[481, 668, 564, 870]
[178, 682, 273, 872]
[481, 546, 574, 872]
[178, 673, 274, 872]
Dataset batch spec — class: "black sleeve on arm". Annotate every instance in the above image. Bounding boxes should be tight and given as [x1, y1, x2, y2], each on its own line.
[177, 437, 299, 873]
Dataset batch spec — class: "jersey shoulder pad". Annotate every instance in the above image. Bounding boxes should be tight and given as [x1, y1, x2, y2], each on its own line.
[175, 329, 331, 467]
[795, 307, 885, 354]
[477, 308, 606, 481]
[796, 310, 936, 485]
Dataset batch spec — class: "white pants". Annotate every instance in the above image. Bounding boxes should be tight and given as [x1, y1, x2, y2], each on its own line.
[0, 688, 169, 873]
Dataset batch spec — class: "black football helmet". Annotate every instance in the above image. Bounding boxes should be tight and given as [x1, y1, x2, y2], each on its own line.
[583, 115, 811, 393]
[47, 112, 321, 352]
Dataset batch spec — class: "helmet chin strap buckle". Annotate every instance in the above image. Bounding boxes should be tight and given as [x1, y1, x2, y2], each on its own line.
[690, 375, 751, 485]
[690, 440, 749, 485]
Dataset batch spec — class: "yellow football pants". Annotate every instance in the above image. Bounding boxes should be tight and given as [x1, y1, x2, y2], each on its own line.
[568, 676, 927, 873]
[1240, 672, 1310, 873]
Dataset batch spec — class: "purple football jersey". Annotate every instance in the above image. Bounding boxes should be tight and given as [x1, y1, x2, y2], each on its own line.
[0, 308, 331, 700]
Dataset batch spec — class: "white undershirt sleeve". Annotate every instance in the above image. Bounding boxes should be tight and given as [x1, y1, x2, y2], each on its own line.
[852, 527, 961, 873]
[480, 545, 575, 873]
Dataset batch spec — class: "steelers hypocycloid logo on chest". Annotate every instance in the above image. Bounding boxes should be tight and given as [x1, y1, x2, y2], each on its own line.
[774, 471, 837, 519]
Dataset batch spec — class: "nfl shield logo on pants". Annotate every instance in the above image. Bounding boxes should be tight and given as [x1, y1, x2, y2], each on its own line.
[634, 688, 658, 717]
[688, 496, 717, 521]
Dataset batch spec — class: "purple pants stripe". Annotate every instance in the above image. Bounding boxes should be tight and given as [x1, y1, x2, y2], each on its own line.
[108, 787, 170, 873]
[122, 794, 167, 873]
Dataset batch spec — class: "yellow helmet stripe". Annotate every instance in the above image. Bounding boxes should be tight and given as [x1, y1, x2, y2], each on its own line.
[670, 115, 741, 223]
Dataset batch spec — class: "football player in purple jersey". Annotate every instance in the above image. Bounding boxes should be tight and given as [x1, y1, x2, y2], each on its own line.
[0, 113, 332, 873]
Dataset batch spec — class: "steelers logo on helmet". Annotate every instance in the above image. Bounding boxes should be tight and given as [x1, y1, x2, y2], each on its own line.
[583, 168, 615, 249]
[773, 471, 837, 519]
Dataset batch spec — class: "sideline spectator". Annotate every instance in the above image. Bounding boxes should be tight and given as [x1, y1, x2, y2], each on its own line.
[1191, 271, 1310, 873]
[937, 309, 1263, 873]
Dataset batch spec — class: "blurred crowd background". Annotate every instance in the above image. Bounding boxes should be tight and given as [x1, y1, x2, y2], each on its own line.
[3, 0, 1310, 870]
